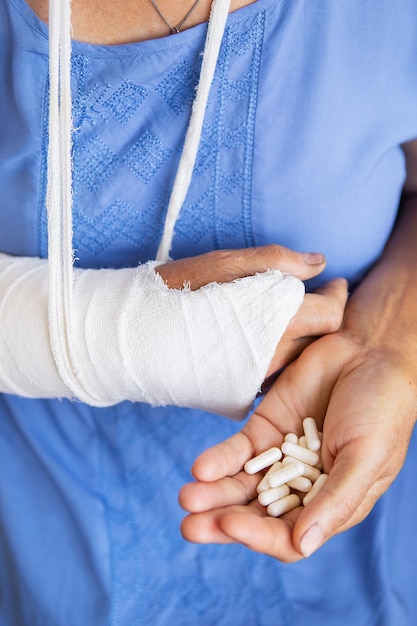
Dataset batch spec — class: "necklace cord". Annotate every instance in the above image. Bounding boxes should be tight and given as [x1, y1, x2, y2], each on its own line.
[149, 0, 203, 34]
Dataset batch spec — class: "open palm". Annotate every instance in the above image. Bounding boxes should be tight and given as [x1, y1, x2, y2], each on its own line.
[180, 328, 417, 561]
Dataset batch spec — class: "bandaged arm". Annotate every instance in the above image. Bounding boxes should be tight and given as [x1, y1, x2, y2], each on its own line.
[0, 252, 304, 419]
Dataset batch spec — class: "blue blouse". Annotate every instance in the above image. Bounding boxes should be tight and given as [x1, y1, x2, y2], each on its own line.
[1, 0, 417, 624]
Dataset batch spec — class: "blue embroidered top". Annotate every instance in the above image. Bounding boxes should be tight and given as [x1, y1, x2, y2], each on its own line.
[1, 0, 417, 624]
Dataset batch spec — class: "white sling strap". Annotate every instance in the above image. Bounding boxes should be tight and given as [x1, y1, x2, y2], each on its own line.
[46, 0, 232, 403]
[47, 0, 86, 400]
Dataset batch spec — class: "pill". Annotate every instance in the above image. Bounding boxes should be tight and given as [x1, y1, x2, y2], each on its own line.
[256, 461, 283, 493]
[265, 461, 283, 476]
[268, 461, 304, 488]
[298, 435, 307, 448]
[286, 476, 313, 492]
[258, 484, 290, 506]
[303, 473, 329, 506]
[282, 456, 322, 482]
[281, 441, 320, 467]
[267, 494, 300, 517]
[303, 417, 321, 451]
[315, 451, 323, 470]
[299, 461, 321, 483]
[244, 447, 282, 474]
[284, 433, 299, 444]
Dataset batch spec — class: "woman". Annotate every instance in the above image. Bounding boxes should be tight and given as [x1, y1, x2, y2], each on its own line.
[1, 0, 417, 624]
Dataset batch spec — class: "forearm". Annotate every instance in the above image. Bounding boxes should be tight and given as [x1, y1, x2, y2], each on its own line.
[0, 252, 304, 417]
[342, 195, 417, 369]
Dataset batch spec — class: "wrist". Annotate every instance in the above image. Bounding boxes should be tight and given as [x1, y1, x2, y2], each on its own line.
[340, 197, 417, 365]
[339, 288, 417, 387]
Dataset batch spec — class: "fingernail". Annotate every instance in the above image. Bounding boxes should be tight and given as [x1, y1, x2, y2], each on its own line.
[300, 523, 324, 558]
[303, 252, 326, 265]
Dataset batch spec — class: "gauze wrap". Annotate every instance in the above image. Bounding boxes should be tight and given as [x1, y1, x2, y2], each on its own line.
[0, 252, 304, 419]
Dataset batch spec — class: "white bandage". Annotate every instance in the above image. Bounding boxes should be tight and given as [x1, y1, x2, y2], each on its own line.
[0, 253, 304, 419]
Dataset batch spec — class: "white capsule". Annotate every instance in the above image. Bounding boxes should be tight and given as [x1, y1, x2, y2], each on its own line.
[314, 433, 323, 468]
[303, 417, 321, 451]
[267, 494, 301, 517]
[265, 461, 283, 476]
[298, 435, 308, 448]
[284, 433, 299, 444]
[282, 456, 322, 482]
[281, 441, 320, 467]
[268, 461, 304, 488]
[244, 447, 282, 475]
[303, 473, 329, 506]
[258, 484, 290, 506]
[315, 450, 323, 470]
[286, 476, 313, 492]
[302, 463, 322, 483]
[256, 461, 283, 493]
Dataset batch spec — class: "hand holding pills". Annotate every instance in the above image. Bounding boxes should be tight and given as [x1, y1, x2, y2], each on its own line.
[180, 316, 417, 562]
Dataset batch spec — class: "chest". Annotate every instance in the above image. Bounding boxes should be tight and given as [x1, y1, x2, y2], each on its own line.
[24, 0, 256, 43]
[2, 0, 417, 287]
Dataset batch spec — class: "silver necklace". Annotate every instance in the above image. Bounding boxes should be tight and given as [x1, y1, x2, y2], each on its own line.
[149, 0, 204, 34]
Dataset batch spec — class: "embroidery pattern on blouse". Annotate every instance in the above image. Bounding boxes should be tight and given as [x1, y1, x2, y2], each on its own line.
[38, 12, 265, 268]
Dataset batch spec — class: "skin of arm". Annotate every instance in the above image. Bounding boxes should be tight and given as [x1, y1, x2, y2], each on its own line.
[179, 138, 417, 561]
[25, 0, 257, 44]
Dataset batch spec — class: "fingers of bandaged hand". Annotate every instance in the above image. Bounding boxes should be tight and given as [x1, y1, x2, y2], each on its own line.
[156, 245, 326, 290]
[266, 278, 348, 377]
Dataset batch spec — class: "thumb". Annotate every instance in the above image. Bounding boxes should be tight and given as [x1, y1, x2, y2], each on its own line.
[293, 439, 392, 558]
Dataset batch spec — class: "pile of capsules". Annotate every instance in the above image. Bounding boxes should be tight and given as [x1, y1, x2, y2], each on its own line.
[244, 417, 328, 517]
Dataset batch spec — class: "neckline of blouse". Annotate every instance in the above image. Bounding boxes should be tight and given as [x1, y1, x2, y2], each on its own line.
[10, 0, 276, 57]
